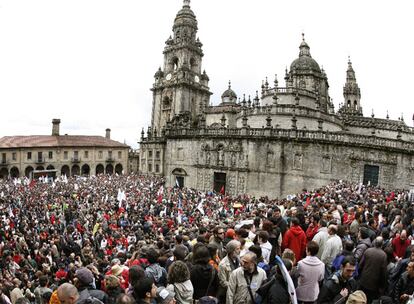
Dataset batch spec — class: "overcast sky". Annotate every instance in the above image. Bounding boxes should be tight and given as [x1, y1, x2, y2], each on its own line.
[0, 0, 412, 148]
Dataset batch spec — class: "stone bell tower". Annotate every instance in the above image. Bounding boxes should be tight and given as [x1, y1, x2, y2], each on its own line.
[339, 57, 362, 116]
[151, 0, 212, 132]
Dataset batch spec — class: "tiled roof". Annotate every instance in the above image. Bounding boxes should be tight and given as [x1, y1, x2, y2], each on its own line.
[0, 135, 130, 149]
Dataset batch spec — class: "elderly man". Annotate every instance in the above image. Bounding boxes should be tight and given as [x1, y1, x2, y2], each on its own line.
[358, 236, 387, 303]
[226, 252, 267, 304]
[218, 240, 241, 302]
[57, 283, 79, 304]
[321, 225, 342, 269]
[392, 230, 411, 260]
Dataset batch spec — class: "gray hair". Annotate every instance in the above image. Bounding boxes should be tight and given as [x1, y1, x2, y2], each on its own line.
[373, 236, 384, 248]
[226, 240, 241, 255]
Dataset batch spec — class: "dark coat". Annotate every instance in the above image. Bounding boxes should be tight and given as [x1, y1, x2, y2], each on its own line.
[265, 274, 290, 304]
[106, 286, 124, 304]
[317, 272, 357, 304]
[359, 247, 387, 292]
[394, 272, 414, 303]
[190, 263, 219, 300]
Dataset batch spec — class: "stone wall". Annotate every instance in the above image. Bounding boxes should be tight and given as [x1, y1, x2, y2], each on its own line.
[161, 131, 414, 198]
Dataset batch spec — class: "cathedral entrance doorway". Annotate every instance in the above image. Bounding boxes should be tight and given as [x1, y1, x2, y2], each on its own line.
[214, 172, 226, 193]
[175, 176, 184, 188]
[363, 164, 379, 186]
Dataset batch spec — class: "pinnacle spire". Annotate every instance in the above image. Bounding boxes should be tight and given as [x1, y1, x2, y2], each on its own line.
[299, 32, 311, 57]
[183, 0, 190, 7]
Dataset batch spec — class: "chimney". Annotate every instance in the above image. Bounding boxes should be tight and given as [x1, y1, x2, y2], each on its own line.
[52, 119, 61, 136]
[105, 128, 111, 139]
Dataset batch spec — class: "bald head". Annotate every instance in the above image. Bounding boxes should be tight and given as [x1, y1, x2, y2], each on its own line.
[57, 283, 79, 304]
[373, 236, 383, 248]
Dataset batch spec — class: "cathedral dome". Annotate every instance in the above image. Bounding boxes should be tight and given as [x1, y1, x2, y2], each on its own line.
[221, 81, 237, 102]
[290, 56, 321, 73]
[173, 0, 198, 30]
[290, 36, 321, 74]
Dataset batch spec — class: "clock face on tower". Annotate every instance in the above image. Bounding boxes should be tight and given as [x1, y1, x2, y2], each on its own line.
[166, 73, 172, 80]
[194, 75, 200, 83]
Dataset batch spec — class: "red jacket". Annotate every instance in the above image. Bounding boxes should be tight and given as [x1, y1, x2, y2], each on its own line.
[282, 225, 307, 262]
[392, 236, 410, 258]
[306, 224, 319, 241]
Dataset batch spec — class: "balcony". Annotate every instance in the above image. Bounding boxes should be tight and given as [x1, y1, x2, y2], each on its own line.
[35, 157, 45, 164]
[106, 156, 115, 162]
[71, 157, 81, 163]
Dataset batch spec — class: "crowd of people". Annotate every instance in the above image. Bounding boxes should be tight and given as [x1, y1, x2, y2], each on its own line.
[0, 173, 414, 304]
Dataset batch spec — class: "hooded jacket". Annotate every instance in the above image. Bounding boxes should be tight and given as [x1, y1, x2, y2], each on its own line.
[353, 238, 371, 262]
[260, 241, 272, 264]
[167, 280, 194, 304]
[190, 264, 219, 300]
[282, 225, 307, 261]
[145, 263, 167, 287]
[296, 255, 325, 302]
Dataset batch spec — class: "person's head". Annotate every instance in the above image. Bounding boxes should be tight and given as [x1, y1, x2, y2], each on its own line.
[198, 296, 219, 304]
[241, 252, 257, 273]
[328, 225, 337, 236]
[173, 246, 188, 261]
[192, 244, 210, 265]
[15, 299, 30, 304]
[407, 262, 414, 278]
[207, 243, 219, 260]
[344, 240, 355, 252]
[146, 247, 160, 264]
[133, 277, 157, 300]
[400, 230, 408, 242]
[359, 227, 369, 240]
[273, 207, 281, 218]
[175, 235, 183, 245]
[156, 287, 176, 304]
[225, 229, 236, 240]
[373, 236, 383, 248]
[257, 231, 269, 245]
[346, 290, 367, 304]
[168, 260, 190, 284]
[248, 245, 263, 261]
[290, 217, 300, 227]
[306, 241, 319, 257]
[75, 267, 94, 288]
[105, 275, 120, 289]
[213, 226, 225, 241]
[282, 248, 296, 264]
[57, 283, 79, 304]
[12, 278, 22, 288]
[311, 214, 320, 225]
[128, 265, 145, 286]
[276, 258, 293, 275]
[39, 275, 49, 287]
[340, 257, 356, 280]
[226, 240, 241, 258]
[116, 294, 135, 304]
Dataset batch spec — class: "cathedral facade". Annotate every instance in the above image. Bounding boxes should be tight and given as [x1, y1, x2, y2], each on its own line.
[139, 0, 414, 197]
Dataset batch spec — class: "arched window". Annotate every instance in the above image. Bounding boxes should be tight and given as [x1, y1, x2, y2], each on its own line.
[354, 100, 358, 109]
[173, 57, 179, 71]
[190, 57, 197, 71]
[163, 96, 171, 109]
[347, 100, 351, 107]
